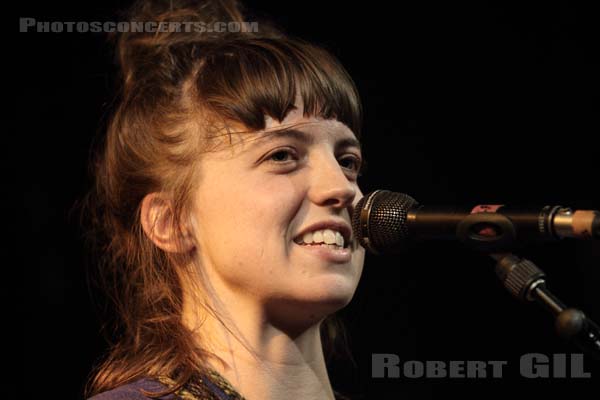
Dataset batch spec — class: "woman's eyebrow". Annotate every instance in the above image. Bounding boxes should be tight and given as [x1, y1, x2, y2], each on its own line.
[249, 128, 362, 152]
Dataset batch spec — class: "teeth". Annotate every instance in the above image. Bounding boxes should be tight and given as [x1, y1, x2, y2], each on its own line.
[335, 231, 344, 247]
[313, 230, 323, 243]
[323, 229, 336, 244]
[302, 232, 313, 244]
[296, 228, 346, 248]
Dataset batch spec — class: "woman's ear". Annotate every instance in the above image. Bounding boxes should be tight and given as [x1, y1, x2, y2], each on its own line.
[140, 193, 195, 253]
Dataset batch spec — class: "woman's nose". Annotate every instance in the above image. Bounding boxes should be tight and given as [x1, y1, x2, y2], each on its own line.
[307, 153, 358, 210]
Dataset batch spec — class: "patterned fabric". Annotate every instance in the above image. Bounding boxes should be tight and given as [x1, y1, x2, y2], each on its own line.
[158, 370, 246, 400]
[161, 369, 352, 400]
[90, 368, 351, 400]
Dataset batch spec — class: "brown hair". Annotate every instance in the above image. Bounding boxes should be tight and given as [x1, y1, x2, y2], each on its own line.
[82, 0, 363, 397]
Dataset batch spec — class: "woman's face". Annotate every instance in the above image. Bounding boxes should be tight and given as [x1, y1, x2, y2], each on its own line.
[189, 105, 365, 328]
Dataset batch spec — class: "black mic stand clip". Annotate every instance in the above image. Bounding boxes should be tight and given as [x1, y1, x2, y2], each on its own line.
[491, 252, 600, 361]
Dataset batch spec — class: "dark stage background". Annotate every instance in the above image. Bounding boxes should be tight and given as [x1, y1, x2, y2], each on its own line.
[15, 1, 599, 399]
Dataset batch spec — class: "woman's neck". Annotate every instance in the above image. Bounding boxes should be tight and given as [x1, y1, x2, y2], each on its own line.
[183, 286, 337, 400]
[205, 326, 336, 400]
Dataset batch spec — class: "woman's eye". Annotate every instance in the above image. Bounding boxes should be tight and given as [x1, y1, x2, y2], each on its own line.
[264, 149, 362, 176]
[266, 148, 298, 163]
[339, 155, 362, 173]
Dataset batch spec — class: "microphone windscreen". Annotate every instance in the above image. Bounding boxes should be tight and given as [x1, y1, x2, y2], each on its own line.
[352, 190, 419, 254]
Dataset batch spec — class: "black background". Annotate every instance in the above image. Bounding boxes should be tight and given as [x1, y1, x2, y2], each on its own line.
[15, 1, 600, 399]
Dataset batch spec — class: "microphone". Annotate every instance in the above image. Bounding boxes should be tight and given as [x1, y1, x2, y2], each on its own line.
[351, 190, 600, 254]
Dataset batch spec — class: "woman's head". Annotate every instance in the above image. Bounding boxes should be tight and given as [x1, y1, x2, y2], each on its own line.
[177, 107, 365, 335]
[84, 0, 364, 395]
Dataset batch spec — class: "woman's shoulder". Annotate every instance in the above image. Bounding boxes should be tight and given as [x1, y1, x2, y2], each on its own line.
[87, 378, 176, 400]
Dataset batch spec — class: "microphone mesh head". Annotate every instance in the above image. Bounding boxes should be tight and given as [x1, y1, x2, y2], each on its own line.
[352, 190, 419, 254]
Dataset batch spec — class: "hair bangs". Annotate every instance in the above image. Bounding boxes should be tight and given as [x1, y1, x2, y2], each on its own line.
[195, 38, 363, 138]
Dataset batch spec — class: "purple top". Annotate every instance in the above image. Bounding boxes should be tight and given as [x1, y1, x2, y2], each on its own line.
[88, 378, 178, 400]
[88, 376, 352, 400]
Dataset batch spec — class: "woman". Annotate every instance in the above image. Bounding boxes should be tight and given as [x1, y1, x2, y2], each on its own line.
[83, 0, 366, 399]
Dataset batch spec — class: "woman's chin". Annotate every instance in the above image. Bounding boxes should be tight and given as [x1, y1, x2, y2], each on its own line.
[265, 286, 356, 329]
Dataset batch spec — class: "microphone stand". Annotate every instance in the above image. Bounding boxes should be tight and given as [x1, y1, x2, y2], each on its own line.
[491, 253, 600, 361]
